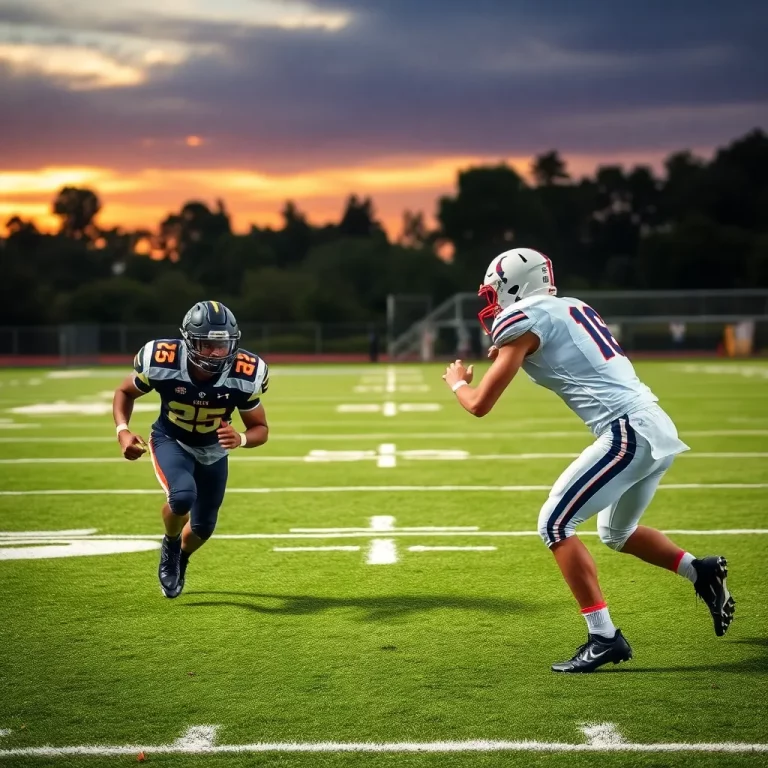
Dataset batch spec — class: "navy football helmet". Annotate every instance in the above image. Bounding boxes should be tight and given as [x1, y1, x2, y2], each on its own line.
[180, 301, 240, 374]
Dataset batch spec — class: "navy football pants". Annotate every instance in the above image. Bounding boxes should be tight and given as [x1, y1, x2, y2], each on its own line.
[148, 428, 228, 541]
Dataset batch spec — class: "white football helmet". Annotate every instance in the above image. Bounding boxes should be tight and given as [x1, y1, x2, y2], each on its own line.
[478, 247, 557, 333]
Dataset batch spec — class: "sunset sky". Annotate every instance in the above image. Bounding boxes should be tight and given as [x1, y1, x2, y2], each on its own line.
[1, 0, 766, 237]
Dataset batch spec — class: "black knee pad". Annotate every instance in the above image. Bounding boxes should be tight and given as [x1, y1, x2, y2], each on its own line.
[190, 521, 215, 541]
[168, 489, 196, 516]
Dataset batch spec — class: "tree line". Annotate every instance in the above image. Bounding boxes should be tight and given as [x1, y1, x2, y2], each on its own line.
[2, 129, 766, 327]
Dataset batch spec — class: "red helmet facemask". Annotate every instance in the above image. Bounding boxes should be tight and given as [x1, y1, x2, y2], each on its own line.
[477, 283, 501, 335]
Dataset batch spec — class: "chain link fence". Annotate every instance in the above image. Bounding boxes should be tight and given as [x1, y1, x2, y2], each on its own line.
[0, 323, 386, 364]
[3, 290, 768, 364]
[388, 290, 768, 358]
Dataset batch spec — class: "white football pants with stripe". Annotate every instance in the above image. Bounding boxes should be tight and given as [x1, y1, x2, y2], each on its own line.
[538, 414, 675, 550]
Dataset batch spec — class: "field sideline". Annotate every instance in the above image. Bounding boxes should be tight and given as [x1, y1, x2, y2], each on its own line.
[0, 360, 766, 767]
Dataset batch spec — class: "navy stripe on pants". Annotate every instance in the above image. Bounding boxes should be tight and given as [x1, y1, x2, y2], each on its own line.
[546, 417, 637, 544]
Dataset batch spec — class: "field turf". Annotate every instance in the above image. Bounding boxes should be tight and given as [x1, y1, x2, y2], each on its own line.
[0, 360, 766, 767]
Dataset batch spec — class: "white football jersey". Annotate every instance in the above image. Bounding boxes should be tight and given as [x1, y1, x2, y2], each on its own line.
[491, 294, 659, 437]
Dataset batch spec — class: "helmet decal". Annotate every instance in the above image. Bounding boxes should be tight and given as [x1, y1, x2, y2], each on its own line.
[478, 248, 557, 332]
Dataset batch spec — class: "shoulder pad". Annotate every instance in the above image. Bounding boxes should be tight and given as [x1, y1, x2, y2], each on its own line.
[148, 339, 182, 371]
[133, 344, 149, 375]
[226, 350, 269, 397]
[230, 350, 264, 382]
[491, 307, 536, 347]
[133, 342, 153, 391]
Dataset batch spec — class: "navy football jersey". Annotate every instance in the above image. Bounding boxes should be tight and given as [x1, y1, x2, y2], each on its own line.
[133, 339, 269, 447]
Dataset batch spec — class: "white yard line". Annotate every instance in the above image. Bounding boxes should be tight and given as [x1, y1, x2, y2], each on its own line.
[386, 366, 397, 393]
[273, 546, 361, 553]
[366, 515, 398, 563]
[471, 452, 768, 460]
[377, 443, 397, 468]
[334, 405, 384, 414]
[408, 546, 497, 552]
[4, 429, 768, 443]
[677, 364, 768, 379]
[170, 726, 218, 750]
[0, 528, 97, 537]
[5, 529, 766, 542]
[580, 724, 627, 747]
[0, 722, 766, 757]
[397, 404, 441, 413]
[366, 539, 398, 564]
[0, 457, 314, 464]
[289, 526, 479, 532]
[3, 452, 768, 465]
[1, 484, 767, 497]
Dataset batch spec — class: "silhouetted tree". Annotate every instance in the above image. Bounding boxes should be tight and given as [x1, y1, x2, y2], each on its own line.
[269, 201, 313, 266]
[438, 164, 553, 280]
[399, 210, 431, 249]
[3, 129, 768, 330]
[338, 195, 384, 239]
[53, 187, 101, 240]
[531, 150, 570, 186]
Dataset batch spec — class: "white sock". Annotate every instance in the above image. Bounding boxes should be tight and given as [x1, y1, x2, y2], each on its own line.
[675, 551, 698, 584]
[581, 603, 616, 639]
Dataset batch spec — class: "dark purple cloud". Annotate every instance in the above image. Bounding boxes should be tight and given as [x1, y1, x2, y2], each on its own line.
[0, 0, 766, 172]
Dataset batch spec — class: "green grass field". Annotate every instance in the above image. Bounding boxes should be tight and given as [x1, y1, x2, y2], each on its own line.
[0, 360, 767, 767]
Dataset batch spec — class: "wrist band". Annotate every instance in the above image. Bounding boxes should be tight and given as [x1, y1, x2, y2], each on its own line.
[116, 423, 129, 435]
[451, 380, 468, 393]
[239, 432, 247, 448]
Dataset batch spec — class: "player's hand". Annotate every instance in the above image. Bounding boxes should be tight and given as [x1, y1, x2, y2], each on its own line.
[119, 431, 147, 461]
[443, 359, 474, 389]
[487, 345, 499, 361]
[217, 421, 242, 450]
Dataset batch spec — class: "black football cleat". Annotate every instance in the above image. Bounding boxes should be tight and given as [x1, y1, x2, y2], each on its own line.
[693, 556, 735, 636]
[551, 630, 633, 673]
[158, 535, 182, 599]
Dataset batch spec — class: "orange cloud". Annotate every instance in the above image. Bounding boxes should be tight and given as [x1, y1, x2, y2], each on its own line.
[0, 150, 677, 239]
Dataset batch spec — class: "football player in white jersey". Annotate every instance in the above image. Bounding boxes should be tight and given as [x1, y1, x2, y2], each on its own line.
[443, 248, 734, 673]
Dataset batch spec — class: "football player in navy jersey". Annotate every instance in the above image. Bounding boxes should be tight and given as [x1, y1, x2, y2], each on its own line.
[112, 301, 269, 598]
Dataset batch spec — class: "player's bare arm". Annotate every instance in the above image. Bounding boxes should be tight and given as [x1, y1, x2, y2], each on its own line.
[443, 331, 539, 417]
[112, 374, 148, 460]
[217, 404, 269, 450]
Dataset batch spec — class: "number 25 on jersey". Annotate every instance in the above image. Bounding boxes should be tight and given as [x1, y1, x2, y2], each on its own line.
[570, 305, 625, 360]
[154, 342, 177, 364]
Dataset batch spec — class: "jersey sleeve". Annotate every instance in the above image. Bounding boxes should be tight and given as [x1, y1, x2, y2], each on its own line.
[237, 359, 269, 412]
[132, 343, 154, 393]
[491, 307, 539, 347]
